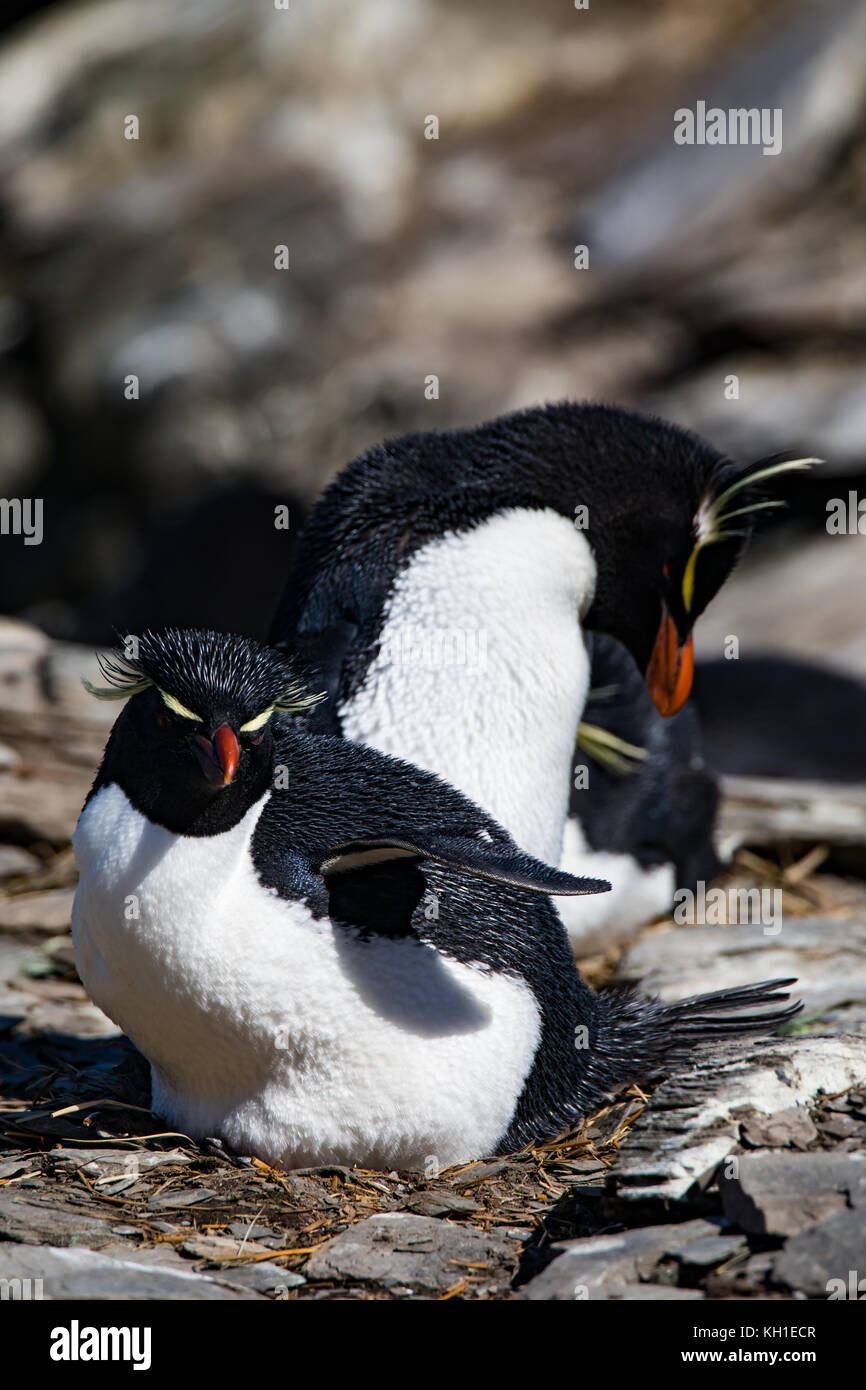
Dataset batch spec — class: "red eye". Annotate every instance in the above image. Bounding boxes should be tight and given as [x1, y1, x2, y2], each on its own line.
[156, 713, 170, 729]
[251, 733, 263, 745]
[663, 562, 671, 577]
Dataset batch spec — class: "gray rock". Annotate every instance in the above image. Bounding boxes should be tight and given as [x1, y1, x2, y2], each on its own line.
[304, 1213, 517, 1294]
[673, 1234, 747, 1271]
[719, 1150, 866, 1236]
[49, 1147, 191, 1176]
[180, 1233, 274, 1262]
[772, 1206, 866, 1298]
[211, 1262, 305, 1295]
[612, 1036, 866, 1203]
[401, 1189, 481, 1218]
[820, 1113, 864, 1140]
[0, 1243, 260, 1299]
[0, 1156, 38, 1180]
[740, 1107, 819, 1150]
[0, 1190, 117, 1248]
[146, 1187, 218, 1210]
[226, 1221, 277, 1241]
[517, 1219, 721, 1300]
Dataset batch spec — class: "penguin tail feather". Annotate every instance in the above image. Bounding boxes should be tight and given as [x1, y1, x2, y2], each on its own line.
[587, 977, 802, 1098]
[656, 977, 803, 1044]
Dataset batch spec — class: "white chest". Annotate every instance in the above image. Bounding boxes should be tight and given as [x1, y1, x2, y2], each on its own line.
[71, 785, 541, 1170]
[339, 508, 595, 863]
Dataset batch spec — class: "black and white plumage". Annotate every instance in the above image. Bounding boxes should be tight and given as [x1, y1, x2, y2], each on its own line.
[267, 401, 814, 946]
[559, 632, 721, 952]
[72, 629, 800, 1170]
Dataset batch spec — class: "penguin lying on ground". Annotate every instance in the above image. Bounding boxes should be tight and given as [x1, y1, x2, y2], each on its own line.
[267, 400, 815, 944]
[72, 628, 799, 1170]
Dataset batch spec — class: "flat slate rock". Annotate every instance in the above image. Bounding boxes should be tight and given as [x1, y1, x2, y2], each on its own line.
[304, 1213, 517, 1294]
[0, 1243, 260, 1300]
[146, 1187, 217, 1210]
[516, 1218, 725, 1300]
[0, 1190, 117, 1248]
[719, 1150, 866, 1236]
[610, 1035, 866, 1202]
[400, 1190, 481, 1218]
[49, 1147, 191, 1176]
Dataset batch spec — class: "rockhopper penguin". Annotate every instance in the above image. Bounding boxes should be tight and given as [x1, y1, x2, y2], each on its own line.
[72, 628, 800, 1170]
[267, 401, 816, 947]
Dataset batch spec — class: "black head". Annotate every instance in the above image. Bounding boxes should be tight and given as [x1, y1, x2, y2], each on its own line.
[574, 418, 819, 716]
[270, 400, 818, 721]
[86, 628, 323, 834]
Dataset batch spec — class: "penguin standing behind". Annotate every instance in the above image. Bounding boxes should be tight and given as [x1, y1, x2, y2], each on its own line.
[267, 401, 815, 945]
[71, 629, 798, 1170]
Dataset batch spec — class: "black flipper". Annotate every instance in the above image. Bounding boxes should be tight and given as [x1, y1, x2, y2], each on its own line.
[320, 835, 611, 897]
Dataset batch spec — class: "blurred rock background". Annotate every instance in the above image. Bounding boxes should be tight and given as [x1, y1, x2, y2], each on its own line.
[0, 0, 862, 668]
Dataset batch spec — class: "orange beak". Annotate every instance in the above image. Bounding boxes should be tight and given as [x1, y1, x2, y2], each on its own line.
[213, 725, 240, 785]
[646, 608, 694, 717]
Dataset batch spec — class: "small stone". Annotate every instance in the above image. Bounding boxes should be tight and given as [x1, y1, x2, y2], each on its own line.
[821, 1114, 864, 1140]
[226, 1221, 277, 1241]
[49, 1147, 191, 1176]
[181, 1234, 274, 1261]
[147, 1187, 218, 1210]
[740, 1107, 818, 1150]
[304, 1213, 516, 1295]
[401, 1190, 481, 1218]
[0, 1156, 38, 1180]
[674, 1234, 747, 1271]
[213, 1264, 305, 1295]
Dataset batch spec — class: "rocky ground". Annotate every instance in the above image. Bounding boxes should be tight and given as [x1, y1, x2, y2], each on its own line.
[1, 618, 865, 1300]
